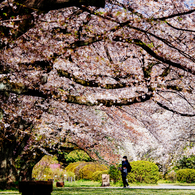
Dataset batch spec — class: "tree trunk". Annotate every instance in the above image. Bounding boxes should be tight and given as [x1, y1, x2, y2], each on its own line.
[0, 142, 18, 189]
[0, 141, 45, 189]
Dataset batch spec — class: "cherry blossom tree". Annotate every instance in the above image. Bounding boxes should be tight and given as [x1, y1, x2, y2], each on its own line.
[0, 0, 195, 186]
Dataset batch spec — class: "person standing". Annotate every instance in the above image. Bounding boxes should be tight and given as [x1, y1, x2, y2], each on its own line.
[121, 156, 131, 188]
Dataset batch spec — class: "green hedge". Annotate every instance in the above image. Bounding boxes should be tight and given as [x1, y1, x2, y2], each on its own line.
[66, 150, 91, 163]
[65, 161, 85, 173]
[74, 162, 90, 179]
[92, 170, 109, 181]
[127, 161, 159, 184]
[108, 165, 121, 183]
[176, 155, 195, 169]
[176, 169, 195, 183]
[66, 162, 108, 180]
[79, 163, 108, 180]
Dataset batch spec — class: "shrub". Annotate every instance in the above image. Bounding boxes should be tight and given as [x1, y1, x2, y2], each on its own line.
[32, 155, 67, 181]
[127, 160, 159, 184]
[176, 169, 195, 183]
[126, 172, 136, 183]
[108, 165, 121, 183]
[33, 160, 75, 181]
[65, 161, 85, 173]
[52, 169, 74, 181]
[176, 155, 195, 169]
[166, 170, 177, 182]
[92, 170, 109, 181]
[159, 172, 164, 180]
[74, 162, 90, 179]
[66, 150, 91, 163]
[79, 163, 108, 180]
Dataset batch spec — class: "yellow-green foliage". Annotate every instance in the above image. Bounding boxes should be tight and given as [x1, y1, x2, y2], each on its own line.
[33, 166, 75, 181]
[51, 169, 74, 181]
[79, 163, 108, 180]
[176, 169, 195, 183]
[127, 161, 159, 184]
[92, 170, 108, 181]
[166, 170, 177, 182]
[65, 161, 85, 173]
[74, 162, 89, 179]
[66, 150, 91, 163]
[32, 155, 58, 180]
[66, 162, 108, 180]
[32, 155, 75, 181]
[108, 165, 121, 183]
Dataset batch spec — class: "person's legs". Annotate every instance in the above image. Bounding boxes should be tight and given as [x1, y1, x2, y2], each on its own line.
[122, 173, 129, 187]
[122, 175, 126, 187]
[126, 175, 129, 187]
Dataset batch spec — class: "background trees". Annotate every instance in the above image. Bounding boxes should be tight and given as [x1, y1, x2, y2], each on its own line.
[0, 0, 195, 185]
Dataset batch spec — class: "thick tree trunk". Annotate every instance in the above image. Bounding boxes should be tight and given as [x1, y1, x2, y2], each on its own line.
[0, 136, 44, 189]
[0, 142, 18, 189]
[16, 0, 105, 11]
[18, 151, 44, 181]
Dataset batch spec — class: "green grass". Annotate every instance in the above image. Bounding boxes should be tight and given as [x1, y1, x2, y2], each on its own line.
[0, 187, 195, 195]
[52, 188, 195, 195]
[57, 180, 159, 187]
[0, 188, 195, 195]
[158, 180, 195, 186]
[59, 180, 101, 187]
[1, 180, 195, 195]
[0, 190, 20, 194]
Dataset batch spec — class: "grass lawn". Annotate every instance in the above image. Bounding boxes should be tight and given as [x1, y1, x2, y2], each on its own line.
[0, 190, 20, 194]
[52, 187, 195, 195]
[62, 180, 101, 187]
[62, 180, 195, 187]
[1, 180, 195, 195]
[158, 180, 195, 186]
[0, 187, 195, 195]
[61, 180, 161, 187]
[1, 189, 193, 195]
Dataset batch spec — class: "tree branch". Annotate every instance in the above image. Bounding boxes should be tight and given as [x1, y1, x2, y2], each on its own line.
[166, 21, 195, 33]
[156, 101, 195, 117]
[153, 8, 195, 21]
[113, 37, 195, 75]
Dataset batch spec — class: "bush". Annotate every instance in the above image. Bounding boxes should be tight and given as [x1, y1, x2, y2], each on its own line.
[108, 165, 121, 183]
[65, 161, 85, 173]
[92, 170, 109, 181]
[159, 172, 164, 180]
[79, 163, 108, 180]
[176, 169, 195, 183]
[65, 162, 108, 180]
[74, 162, 90, 179]
[52, 169, 75, 181]
[66, 150, 91, 163]
[32, 155, 71, 181]
[166, 170, 177, 182]
[127, 161, 159, 184]
[32, 156, 75, 181]
[176, 155, 195, 169]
